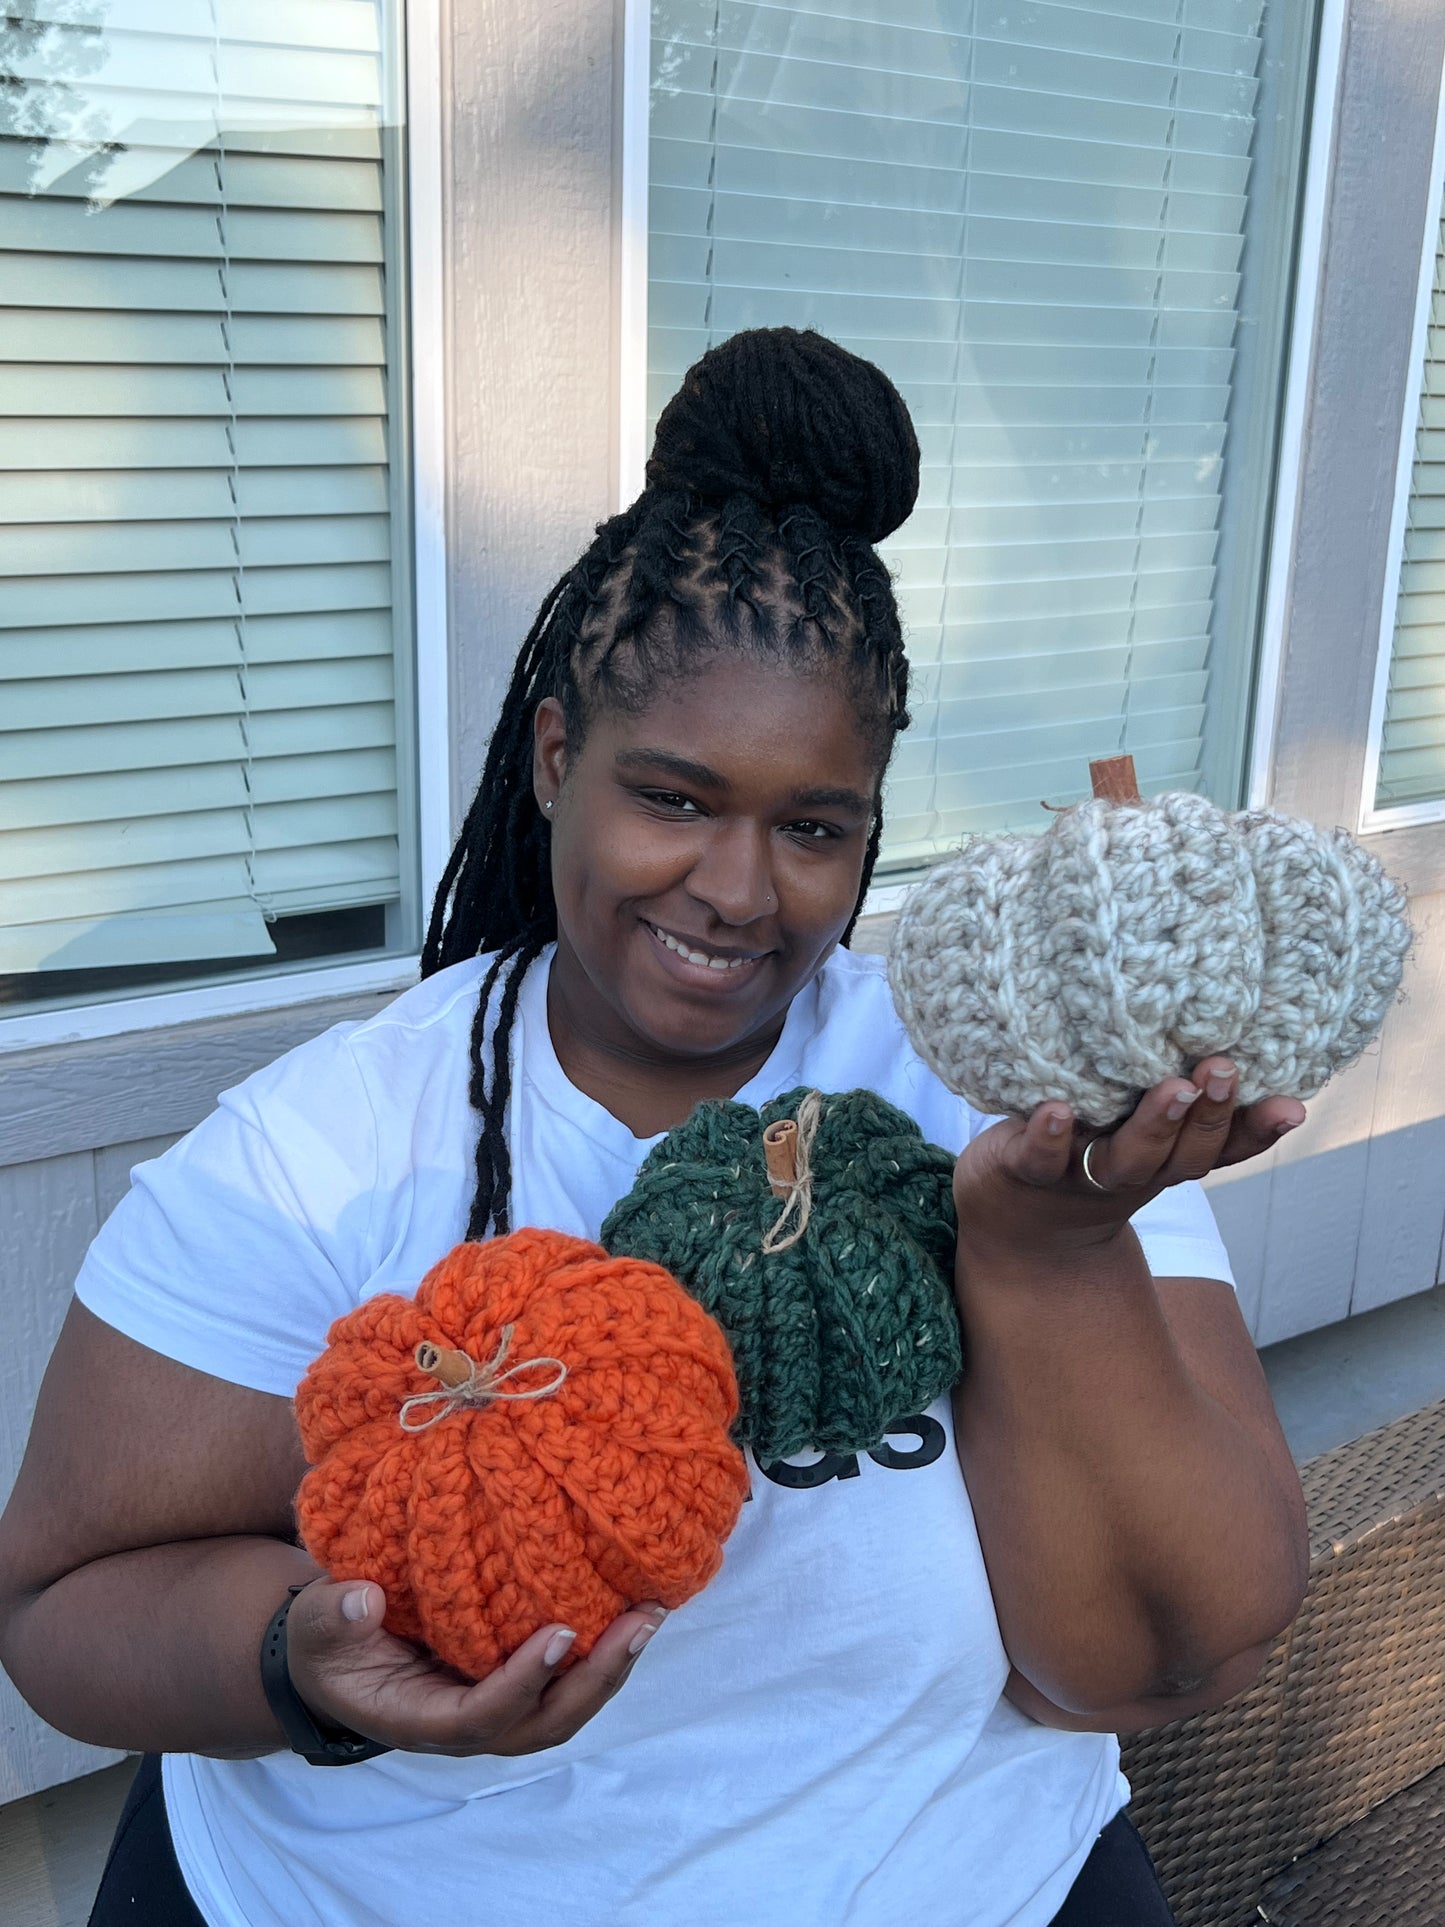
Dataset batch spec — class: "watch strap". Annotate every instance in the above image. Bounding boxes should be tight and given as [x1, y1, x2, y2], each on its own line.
[260, 1583, 392, 1767]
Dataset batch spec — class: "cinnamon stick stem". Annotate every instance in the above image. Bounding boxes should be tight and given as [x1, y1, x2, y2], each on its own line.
[414, 1341, 474, 1390]
[762, 1119, 799, 1198]
[1089, 754, 1142, 804]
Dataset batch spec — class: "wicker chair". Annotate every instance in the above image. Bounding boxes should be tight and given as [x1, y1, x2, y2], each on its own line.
[1120, 1398, 1445, 1925]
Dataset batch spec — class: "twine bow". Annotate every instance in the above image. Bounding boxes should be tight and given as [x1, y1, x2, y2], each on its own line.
[761, 1088, 823, 1255]
[398, 1325, 569, 1432]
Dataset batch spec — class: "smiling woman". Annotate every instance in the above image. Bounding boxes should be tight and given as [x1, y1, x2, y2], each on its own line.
[534, 658, 880, 1133]
[422, 323, 923, 1232]
[0, 327, 1307, 1927]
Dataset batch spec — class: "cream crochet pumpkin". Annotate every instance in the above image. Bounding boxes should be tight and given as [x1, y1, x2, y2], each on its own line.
[888, 790, 1412, 1129]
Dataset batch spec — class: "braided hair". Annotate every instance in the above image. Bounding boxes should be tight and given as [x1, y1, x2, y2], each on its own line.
[422, 327, 921, 1239]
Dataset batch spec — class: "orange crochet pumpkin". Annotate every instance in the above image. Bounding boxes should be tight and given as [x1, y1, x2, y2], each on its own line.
[294, 1228, 750, 1680]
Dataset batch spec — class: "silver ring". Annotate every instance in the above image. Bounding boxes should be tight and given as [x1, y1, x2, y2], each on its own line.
[1080, 1136, 1111, 1193]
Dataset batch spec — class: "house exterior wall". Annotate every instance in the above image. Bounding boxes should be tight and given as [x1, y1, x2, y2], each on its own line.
[2, 0, 1444, 1802]
[1202, 0, 1445, 1346]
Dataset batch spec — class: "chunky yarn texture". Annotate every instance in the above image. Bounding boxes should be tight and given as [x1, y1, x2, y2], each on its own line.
[294, 1229, 749, 1681]
[888, 792, 1413, 1128]
[599, 1088, 962, 1460]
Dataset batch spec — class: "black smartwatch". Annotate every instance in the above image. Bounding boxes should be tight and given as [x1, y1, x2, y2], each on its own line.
[260, 1583, 392, 1767]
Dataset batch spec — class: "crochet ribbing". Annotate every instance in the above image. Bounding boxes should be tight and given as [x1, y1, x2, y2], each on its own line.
[888, 792, 1413, 1129]
[294, 1229, 749, 1681]
[599, 1088, 963, 1460]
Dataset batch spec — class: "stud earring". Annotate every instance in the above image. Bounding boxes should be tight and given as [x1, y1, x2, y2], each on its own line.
[544, 800, 553, 812]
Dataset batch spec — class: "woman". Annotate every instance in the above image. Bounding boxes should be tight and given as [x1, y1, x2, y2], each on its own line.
[0, 329, 1308, 1927]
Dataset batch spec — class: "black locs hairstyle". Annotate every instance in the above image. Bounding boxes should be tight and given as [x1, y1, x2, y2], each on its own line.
[422, 327, 922, 1240]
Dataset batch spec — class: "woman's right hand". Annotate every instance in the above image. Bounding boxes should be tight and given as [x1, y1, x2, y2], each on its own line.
[285, 1579, 667, 1757]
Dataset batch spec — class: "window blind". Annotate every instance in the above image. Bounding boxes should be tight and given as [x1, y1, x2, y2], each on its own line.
[648, 0, 1283, 863]
[1375, 204, 1445, 813]
[0, 0, 406, 973]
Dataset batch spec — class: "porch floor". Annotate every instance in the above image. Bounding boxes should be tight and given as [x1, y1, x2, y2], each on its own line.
[0, 1758, 134, 1927]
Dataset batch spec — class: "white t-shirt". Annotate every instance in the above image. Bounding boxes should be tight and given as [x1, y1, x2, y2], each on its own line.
[76, 946, 1234, 1927]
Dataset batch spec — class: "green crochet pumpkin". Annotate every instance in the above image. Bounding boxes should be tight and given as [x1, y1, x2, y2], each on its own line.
[600, 1087, 962, 1460]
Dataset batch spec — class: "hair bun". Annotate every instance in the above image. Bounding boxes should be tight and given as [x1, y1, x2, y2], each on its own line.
[646, 327, 920, 544]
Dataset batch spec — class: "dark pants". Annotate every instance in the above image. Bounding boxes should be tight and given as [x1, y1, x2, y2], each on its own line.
[90, 1754, 1177, 1925]
[89, 1755, 206, 1927]
[1047, 1807, 1179, 1925]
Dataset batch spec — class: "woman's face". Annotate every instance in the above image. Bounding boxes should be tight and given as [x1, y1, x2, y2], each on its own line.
[534, 653, 884, 1075]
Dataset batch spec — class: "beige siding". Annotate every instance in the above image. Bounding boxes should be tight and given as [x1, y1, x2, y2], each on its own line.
[446, 0, 620, 818]
[1203, 889, 1445, 1344]
[1, 1150, 119, 1803]
[0, 1004, 372, 1804]
[1352, 891, 1445, 1313]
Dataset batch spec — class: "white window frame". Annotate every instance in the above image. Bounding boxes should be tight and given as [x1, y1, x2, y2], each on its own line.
[1245, 0, 1347, 808]
[616, 0, 651, 509]
[0, 0, 451, 1053]
[1358, 46, 1445, 835]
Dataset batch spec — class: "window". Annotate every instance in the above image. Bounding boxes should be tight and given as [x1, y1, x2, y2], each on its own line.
[0, 0, 423, 1016]
[1364, 70, 1445, 831]
[642, 0, 1320, 866]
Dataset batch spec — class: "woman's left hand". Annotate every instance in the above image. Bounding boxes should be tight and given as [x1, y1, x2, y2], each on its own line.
[950, 1056, 1313, 1715]
[954, 1056, 1306, 1255]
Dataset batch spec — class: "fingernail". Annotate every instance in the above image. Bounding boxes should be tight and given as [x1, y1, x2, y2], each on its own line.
[628, 1610, 667, 1658]
[341, 1588, 370, 1623]
[1167, 1087, 1203, 1121]
[544, 1628, 577, 1667]
[1274, 1119, 1299, 1138]
[1206, 1073, 1234, 1103]
[1045, 1108, 1070, 1136]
